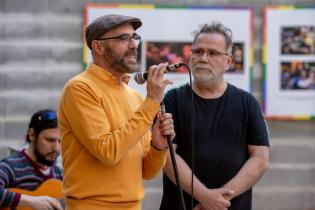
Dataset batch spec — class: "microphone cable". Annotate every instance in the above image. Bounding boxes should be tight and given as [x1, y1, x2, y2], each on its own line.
[181, 63, 195, 210]
[134, 63, 196, 210]
[168, 63, 195, 210]
[161, 101, 186, 210]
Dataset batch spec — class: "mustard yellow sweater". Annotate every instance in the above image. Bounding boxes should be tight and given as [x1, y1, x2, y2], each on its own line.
[58, 64, 167, 210]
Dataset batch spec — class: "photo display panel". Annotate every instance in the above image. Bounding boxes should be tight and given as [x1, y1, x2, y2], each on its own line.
[263, 6, 315, 120]
[84, 4, 253, 96]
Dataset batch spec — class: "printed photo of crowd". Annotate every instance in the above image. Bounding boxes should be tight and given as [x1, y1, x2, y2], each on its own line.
[281, 26, 315, 55]
[281, 61, 315, 90]
[145, 42, 191, 73]
[145, 41, 245, 74]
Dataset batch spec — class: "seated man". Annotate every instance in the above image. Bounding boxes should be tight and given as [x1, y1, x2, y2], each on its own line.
[0, 109, 63, 210]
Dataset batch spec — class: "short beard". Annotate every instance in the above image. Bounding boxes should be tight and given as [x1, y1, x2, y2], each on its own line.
[191, 61, 225, 89]
[104, 44, 138, 73]
[34, 139, 57, 167]
[193, 71, 221, 89]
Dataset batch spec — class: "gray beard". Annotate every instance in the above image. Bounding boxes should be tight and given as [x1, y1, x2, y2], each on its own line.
[193, 73, 220, 89]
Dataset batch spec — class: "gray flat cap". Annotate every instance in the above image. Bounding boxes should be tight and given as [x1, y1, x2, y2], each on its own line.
[85, 14, 142, 49]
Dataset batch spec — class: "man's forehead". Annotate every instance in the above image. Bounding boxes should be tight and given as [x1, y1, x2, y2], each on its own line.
[39, 128, 60, 136]
[194, 33, 226, 48]
[197, 33, 226, 42]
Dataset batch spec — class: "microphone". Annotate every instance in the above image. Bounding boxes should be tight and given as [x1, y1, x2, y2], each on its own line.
[134, 63, 184, 84]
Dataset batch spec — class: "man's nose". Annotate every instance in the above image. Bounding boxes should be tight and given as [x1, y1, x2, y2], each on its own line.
[53, 140, 61, 151]
[199, 51, 209, 61]
[128, 38, 138, 48]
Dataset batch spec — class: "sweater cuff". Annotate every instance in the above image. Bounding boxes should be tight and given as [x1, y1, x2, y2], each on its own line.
[149, 144, 168, 161]
[150, 141, 168, 151]
[12, 192, 21, 207]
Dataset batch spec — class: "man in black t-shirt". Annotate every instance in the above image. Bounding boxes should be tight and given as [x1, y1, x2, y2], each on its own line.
[160, 22, 270, 210]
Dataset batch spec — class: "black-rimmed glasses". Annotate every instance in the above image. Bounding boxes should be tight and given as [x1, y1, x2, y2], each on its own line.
[191, 48, 230, 58]
[97, 33, 141, 45]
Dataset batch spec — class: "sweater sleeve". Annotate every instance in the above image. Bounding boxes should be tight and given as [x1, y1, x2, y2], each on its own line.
[0, 162, 21, 207]
[142, 132, 167, 180]
[59, 81, 160, 166]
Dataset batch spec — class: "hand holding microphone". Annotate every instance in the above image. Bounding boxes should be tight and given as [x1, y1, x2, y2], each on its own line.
[134, 63, 184, 84]
[151, 111, 175, 151]
[145, 63, 173, 104]
[150, 66, 176, 151]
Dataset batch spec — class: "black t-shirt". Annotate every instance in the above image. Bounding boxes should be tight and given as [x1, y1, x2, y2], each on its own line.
[160, 83, 269, 210]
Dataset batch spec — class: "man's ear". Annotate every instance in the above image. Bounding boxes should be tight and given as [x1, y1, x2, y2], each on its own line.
[225, 54, 233, 71]
[91, 40, 105, 56]
[28, 128, 36, 142]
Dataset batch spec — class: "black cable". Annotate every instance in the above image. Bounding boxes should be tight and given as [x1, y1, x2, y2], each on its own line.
[163, 63, 195, 210]
[146, 63, 195, 210]
[182, 63, 195, 210]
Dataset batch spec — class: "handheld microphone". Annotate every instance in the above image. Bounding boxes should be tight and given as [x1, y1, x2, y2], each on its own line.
[134, 63, 184, 84]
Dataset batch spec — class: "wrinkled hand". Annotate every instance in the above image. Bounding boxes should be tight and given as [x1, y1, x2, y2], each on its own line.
[21, 195, 63, 210]
[146, 63, 173, 104]
[151, 112, 175, 150]
[196, 188, 234, 210]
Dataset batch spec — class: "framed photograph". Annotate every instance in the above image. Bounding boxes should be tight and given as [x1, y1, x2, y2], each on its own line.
[84, 4, 254, 96]
[263, 6, 315, 120]
[145, 41, 191, 73]
[281, 26, 315, 55]
[227, 42, 245, 74]
[280, 61, 315, 90]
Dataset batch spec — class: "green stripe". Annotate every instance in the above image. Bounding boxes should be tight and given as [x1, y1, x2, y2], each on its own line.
[83, 63, 87, 70]
[295, 5, 313, 9]
[155, 4, 187, 9]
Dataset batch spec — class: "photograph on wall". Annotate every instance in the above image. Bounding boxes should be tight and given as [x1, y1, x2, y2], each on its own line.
[227, 42, 245, 74]
[146, 41, 245, 74]
[145, 42, 191, 73]
[280, 61, 315, 90]
[281, 26, 315, 55]
[263, 6, 315, 119]
[84, 4, 253, 95]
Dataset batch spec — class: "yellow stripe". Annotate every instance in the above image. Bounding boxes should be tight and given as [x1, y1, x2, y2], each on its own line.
[277, 5, 295, 10]
[83, 45, 88, 64]
[293, 116, 310, 120]
[119, 4, 155, 9]
[262, 45, 267, 64]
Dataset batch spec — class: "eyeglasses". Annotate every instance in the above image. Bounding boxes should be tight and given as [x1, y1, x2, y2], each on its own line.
[38, 111, 57, 121]
[97, 33, 141, 45]
[191, 48, 230, 58]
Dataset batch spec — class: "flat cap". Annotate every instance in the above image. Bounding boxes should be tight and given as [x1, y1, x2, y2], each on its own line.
[85, 14, 142, 50]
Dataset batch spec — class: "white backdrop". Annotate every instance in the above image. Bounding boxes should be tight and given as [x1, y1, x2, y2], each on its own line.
[84, 4, 253, 97]
[264, 6, 315, 119]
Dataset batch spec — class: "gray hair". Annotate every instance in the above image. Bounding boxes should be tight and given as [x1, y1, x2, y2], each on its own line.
[192, 22, 233, 53]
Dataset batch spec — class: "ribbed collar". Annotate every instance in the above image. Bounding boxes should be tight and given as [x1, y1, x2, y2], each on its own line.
[87, 63, 130, 86]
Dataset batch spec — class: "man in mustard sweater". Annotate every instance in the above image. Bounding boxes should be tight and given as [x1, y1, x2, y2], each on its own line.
[58, 14, 175, 210]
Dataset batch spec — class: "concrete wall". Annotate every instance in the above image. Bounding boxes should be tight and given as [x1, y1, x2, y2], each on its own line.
[0, 0, 314, 209]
